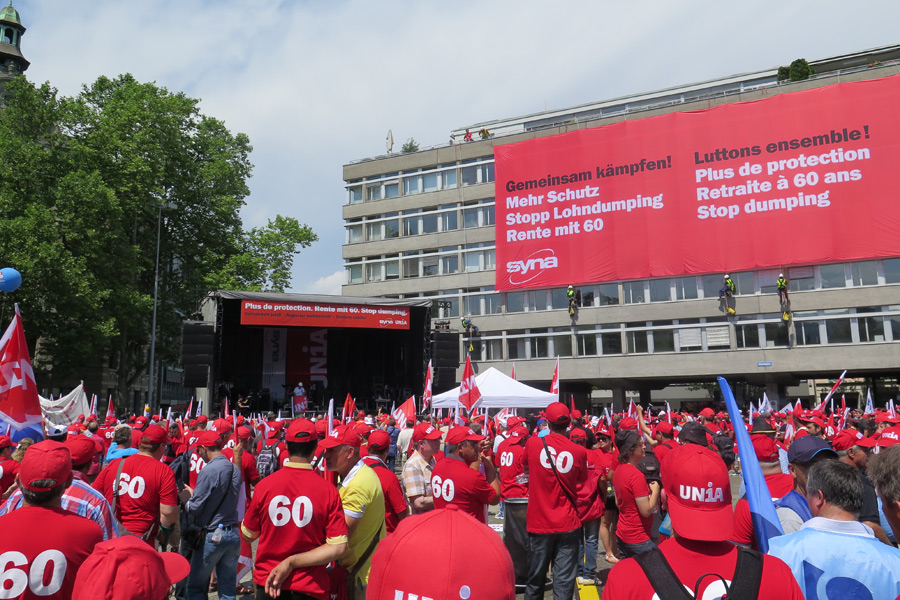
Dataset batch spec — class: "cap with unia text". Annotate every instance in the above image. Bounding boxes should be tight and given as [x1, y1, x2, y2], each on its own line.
[412, 422, 443, 444]
[318, 424, 362, 449]
[445, 427, 485, 446]
[661, 444, 732, 541]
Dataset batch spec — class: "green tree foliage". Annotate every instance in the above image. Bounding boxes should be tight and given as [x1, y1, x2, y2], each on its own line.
[0, 75, 316, 397]
[777, 58, 815, 82]
[401, 137, 419, 153]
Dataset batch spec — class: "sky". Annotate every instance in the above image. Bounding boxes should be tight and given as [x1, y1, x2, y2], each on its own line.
[15, 0, 900, 295]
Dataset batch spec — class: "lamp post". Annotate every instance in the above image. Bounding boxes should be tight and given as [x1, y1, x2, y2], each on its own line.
[148, 201, 177, 414]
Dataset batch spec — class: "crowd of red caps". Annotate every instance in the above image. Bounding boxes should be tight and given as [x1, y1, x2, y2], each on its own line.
[3, 397, 900, 600]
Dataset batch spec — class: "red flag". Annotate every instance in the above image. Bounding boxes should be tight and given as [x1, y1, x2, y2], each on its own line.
[511, 363, 516, 380]
[185, 397, 193, 422]
[224, 397, 230, 418]
[627, 399, 637, 418]
[393, 396, 416, 430]
[422, 360, 433, 412]
[342, 393, 356, 424]
[106, 395, 116, 421]
[458, 355, 482, 411]
[817, 370, 847, 412]
[89, 394, 97, 417]
[550, 356, 560, 396]
[794, 399, 802, 414]
[0, 305, 42, 429]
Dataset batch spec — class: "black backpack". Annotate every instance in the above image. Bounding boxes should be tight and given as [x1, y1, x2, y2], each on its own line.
[256, 443, 279, 479]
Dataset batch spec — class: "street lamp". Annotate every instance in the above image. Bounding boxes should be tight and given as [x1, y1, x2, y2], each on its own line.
[148, 201, 177, 413]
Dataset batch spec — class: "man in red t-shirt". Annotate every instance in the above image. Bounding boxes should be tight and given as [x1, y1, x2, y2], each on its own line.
[93, 425, 178, 544]
[242, 419, 348, 599]
[0, 440, 103, 600]
[603, 444, 804, 600]
[731, 433, 795, 546]
[362, 430, 409, 533]
[431, 426, 499, 523]
[496, 424, 529, 501]
[522, 402, 587, 600]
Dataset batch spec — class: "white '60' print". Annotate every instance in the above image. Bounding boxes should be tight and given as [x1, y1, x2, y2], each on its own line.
[539, 447, 574, 473]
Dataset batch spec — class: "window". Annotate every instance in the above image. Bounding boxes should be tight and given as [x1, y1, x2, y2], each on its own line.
[700, 274, 723, 298]
[464, 245, 495, 272]
[507, 331, 526, 360]
[651, 321, 675, 352]
[384, 215, 400, 239]
[421, 212, 439, 234]
[820, 264, 846, 289]
[441, 168, 457, 190]
[550, 288, 569, 310]
[402, 254, 420, 279]
[436, 296, 458, 318]
[824, 310, 852, 344]
[758, 270, 780, 295]
[441, 252, 458, 275]
[679, 320, 703, 351]
[348, 185, 363, 204]
[526, 290, 548, 311]
[623, 281, 645, 304]
[506, 292, 525, 313]
[789, 266, 815, 291]
[576, 327, 597, 356]
[384, 260, 399, 280]
[851, 261, 878, 286]
[598, 283, 619, 306]
[346, 223, 363, 244]
[478, 337, 503, 361]
[366, 263, 383, 282]
[528, 329, 549, 358]
[884, 258, 900, 284]
[384, 180, 399, 199]
[463, 203, 495, 229]
[577, 286, 595, 307]
[649, 279, 672, 302]
[403, 173, 421, 196]
[733, 272, 754, 295]
[552, 329, 573, 357]
[889, 311, 900, 340]
[347, 265, 362, 284]
[764, 319, 789, 347]
[794, 315, 821, 346]
[440, 206, 458, 231]
[422, 256, 439, 277]
[857, 308, 885, 342]
[600, 326, 623, 355]
[674, 277, 698, 300]
[460, 160, 494, 187]
[626, 323, 648, 354]
[422, 172, 439, 193]
[403, 211, 421, 236]
[735, 318, 760, 349]
[366, 222, 384, 242]
[705, 319, 731, 349]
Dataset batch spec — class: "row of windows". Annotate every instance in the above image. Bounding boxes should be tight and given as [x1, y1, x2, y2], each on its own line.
[463, 307, 900, 361]
[345, 201, 495, 244]
[345, 159, 495, 205]
[346, 245, 497, 284]
[351, 259, 900, 313]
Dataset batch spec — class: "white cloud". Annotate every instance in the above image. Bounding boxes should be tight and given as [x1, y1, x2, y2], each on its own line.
[17, 0, 900, 292]
[301, 269, 344, 296]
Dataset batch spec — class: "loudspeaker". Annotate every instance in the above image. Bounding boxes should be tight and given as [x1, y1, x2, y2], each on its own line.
[432, 331, 460, 369]
[181, 321, 215, 388]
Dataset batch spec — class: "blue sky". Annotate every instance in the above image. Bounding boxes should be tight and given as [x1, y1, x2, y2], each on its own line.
[15, 0, 900, 294]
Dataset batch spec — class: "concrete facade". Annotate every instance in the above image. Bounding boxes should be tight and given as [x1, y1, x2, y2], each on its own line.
[341, 47, 900, 408]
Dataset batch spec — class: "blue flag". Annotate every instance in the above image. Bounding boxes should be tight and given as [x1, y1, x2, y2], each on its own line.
[718, 377, 784, 552]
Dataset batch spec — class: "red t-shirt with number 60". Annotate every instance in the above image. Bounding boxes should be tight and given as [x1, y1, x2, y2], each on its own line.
[241, 462, 348, 598]
[0, 506, 102, 599]
[93, 454, 178, 536]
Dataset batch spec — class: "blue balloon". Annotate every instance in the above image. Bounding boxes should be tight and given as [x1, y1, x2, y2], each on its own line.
[0, 268, 21, 293]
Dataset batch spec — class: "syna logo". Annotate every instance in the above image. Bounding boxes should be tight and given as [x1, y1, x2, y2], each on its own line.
[506, 248, 558, 285]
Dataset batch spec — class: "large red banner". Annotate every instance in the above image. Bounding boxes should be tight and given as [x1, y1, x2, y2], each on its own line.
[241, 300, 409, 329]
[494, 74, 900, 290]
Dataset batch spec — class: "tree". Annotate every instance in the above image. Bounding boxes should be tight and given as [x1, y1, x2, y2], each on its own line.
[777, 58, 815, 82]
[401, 137, 419, 153]
[0, 75, 317, 405]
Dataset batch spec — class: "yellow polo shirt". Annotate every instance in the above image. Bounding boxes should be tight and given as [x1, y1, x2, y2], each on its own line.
[338, 460, 385, 585]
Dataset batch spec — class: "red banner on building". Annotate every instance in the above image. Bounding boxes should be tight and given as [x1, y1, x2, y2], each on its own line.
[494, 74, 900, 290]
[241, 300, 410, 330]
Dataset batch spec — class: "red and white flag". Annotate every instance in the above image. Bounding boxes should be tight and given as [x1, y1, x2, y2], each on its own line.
[511, 363, 516, 380]
[393, 395, 416, 430]
[550, 356, 560, 396]
[422, 360, 433, 412]
[794, 399, 803, 414]
[89, 394, 97, 417]
[817, 370, 847, 412]
[458, 355, 482, 412]
[838, 406, 850, 431]
[185, 397, 193, 422]
[224, 397, 230, 418]
[666, 401, 673, 424]
[237, 539, 254, 582]
[342, 393, 357, 424]
[0, 305, 42, 429]
[106, 395, 116, 421]
[327, 398, 334, 435]
[627, 399, 637, 418]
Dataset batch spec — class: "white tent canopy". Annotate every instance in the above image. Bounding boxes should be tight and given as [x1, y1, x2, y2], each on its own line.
[431, 367, 557, 409]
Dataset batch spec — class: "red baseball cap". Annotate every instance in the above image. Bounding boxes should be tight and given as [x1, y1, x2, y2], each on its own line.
[318, 424, 362, 449]
[569, 428, 587, 441]
[594, 424, 612, 439]
[196, 415, 208, 424]
[367, 505, 515, 600]
[367, 430, 391, 452]
[445, 427, 485, 445]
[618, 417, 638, 431]
[412, 422, 443, 444]
[506, 416, 525, 428]
[105, 416, 117, 425]
[750, 434, 779, 462]
[877, 425, 900, 450]
[699, 407, 715, 418]
[139, 425, 168, 446]
[353, 422, 373, 437]
[544, 402, 571, 425]
[314, 419, 328, 437]
[510, 425, 529, 437]
[213, 418, 233, 434]
[191, 430, 223, 449]
[236, 426, 252, 440]
[661, 444, 733, 542]
[0, 435, 17, 450]
[66, 435, 98, 465]
[72, 535, 190, 600]
[285, 419, 317, 443]
[656, 422, 674, 435]
[18, 440, 71, 493]
[571, 409, 583, 420]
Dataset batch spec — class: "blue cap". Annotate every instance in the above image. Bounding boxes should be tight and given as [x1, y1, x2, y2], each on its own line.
[788, 435, 837, 464]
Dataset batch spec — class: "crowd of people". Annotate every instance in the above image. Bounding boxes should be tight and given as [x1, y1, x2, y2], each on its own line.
[1, 399, 900, 599]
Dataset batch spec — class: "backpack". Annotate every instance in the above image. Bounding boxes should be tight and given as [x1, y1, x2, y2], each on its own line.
[256, 443, 279, 479]
[634, 545, 763, 600]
